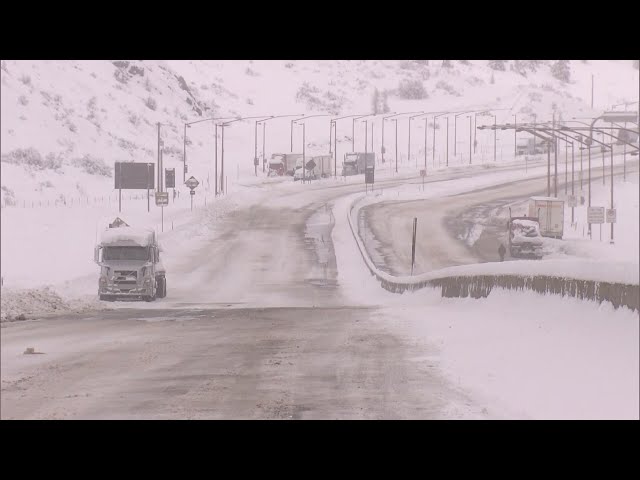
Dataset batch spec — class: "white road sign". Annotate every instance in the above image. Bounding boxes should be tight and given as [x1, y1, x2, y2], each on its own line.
[587, 206, 605, 224]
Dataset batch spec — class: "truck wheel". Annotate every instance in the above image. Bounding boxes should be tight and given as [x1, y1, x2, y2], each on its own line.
[156, 277, 166, 298]
[143, 294, 156, 302]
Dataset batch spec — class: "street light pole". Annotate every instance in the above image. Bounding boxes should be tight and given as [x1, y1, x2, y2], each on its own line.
[433, 113, 448, 167]
[183, 123, 187, 183]
[447, 116, 450, 166]
[469, 116, 472, 165]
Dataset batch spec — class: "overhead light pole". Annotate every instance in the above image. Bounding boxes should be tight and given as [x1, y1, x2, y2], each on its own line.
[408, 112, 425, 168]
[331, 114, 368, 178]
[433, 112, 449, 167]
[293, 115, 332, 182]
[184, 116, 233, 184]
[256, 114, 304, 173]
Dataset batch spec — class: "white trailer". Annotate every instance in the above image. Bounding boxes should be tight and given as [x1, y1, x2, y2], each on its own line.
[528, 197, 564, 239]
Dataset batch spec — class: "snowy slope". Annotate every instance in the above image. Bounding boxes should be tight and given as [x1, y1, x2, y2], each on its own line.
[2, 60, 638, 205]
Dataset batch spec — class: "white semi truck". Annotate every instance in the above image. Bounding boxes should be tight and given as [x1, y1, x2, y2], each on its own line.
[94, 220, 166, 301]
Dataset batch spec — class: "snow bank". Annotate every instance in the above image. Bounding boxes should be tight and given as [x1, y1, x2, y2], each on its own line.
[383, 289, 639, 419]
[100, 226, 155, 247]
[0, 285, 107, 322]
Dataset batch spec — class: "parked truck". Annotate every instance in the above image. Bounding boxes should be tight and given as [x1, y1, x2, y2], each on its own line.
[268, 153, 302, 177]
[312, 155, 333, 178]
[507, 216, 544, 259]
[341, 152, 375, 176]
[529, 197, 564, 239]
[94, 219, 166, 301]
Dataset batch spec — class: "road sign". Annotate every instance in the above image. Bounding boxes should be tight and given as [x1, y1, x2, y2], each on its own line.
[114, 162, 154, 190]
[587, 206, 605, 224]
[185, 176, 199, 190]
[305, 159, 316, 170]
[190, 190, 195, 196]
[606, 208, 617, 223]
[155, 192, 169, 206]
[165, 168, 175, 189]
[580, 195, 585, 205]
[420, 170, 426, 177]
[365, 167, 375, 185]
[567, 195, 577, 208]
[254, 157, 259, 166]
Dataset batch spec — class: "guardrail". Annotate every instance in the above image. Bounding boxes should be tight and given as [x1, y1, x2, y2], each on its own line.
[347, 195, 639, 312]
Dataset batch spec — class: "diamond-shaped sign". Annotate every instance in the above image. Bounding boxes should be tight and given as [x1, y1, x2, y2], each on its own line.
[305, 159, 316, 170]
[185, 176, 199, 190]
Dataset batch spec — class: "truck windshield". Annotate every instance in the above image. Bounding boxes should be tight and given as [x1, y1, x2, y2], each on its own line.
[513, 222, 540, 237]
[271, 154, 284, 163]
[103, 246, 149, 261]
[345, 154, 358, 163]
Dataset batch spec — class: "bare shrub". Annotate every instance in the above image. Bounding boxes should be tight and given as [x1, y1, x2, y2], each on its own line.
[397, 79, 428, 99]
[144, 96, 157, 110]
[18, 95, 28, 106]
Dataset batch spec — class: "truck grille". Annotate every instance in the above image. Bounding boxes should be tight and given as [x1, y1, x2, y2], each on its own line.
[114, 270, 137, 281]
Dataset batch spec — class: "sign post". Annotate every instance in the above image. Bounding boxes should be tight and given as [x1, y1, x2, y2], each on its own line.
[420, 169, 426, 191]
[411, 217, 417, 276]
[588, 206, 605, 241]
[185, 176, 199, 211]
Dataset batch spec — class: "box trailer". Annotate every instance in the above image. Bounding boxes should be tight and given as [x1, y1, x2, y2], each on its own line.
[528, 197, 564, 239]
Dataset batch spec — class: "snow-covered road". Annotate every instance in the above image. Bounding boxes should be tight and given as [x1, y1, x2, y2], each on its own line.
[1, 158, 638, 419]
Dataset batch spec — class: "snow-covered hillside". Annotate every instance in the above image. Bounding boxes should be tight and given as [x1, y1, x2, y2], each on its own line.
[1, 59, 638, 205]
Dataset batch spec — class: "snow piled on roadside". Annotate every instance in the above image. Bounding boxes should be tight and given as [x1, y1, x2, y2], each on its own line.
[0, 285, 107, 322]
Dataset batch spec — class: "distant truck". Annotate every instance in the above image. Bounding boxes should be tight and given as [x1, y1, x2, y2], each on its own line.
[268, 153, 302, 177]
[529, 197, 564, 239]
[341, 152, 375, 176]
[507, 216, 544, 259]
[312, 155, 333, 178]
[94, 220, 166, 302]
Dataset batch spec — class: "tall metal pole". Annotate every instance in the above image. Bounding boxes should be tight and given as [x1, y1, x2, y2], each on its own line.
[514, 114, 517, 160]
[254, 121, 258, 176]
[181, 124, 188, 190]
[432, 118, 436, 166]
[547, 142, 551, 197]
[408, 118, 411, 166]
[588, 146, 592, 238]
[564, 142, 568, 194]
[446, 117, 449, 166]
[220, 126, 225, 194]
[553, 112, 557, 197]
[333, 122, 337, 178]
[454, 115, 457, 156]
[302, 123, 306, 184]
[493, 115, 496, 163]
[473, 114, 477, 154]
[290, 119, 295, 153]
[424, 117, 428, 171]
[469, 116, 472, 165]
[610, 146, 614, 243]
[352, 118, 356, 151]
[580, 142, 583, 191]
[214, 124, 218, 196]
[571, 142, 575, 225]
[381, 120, 385, 164]
[395, 120, 398, 174]
[262, 122, 266, 173]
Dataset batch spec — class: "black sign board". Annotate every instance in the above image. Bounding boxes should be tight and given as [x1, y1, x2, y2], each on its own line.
[165, 168, 176, 189]
[114, 162, 154, 190]
[365, 167, 375, 184]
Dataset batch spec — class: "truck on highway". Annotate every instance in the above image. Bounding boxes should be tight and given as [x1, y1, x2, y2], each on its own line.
[268, 153, 302, 177]
[94, 219, 166, 302]
[341, 152, 375, 176]
[507, 216, 544, 259]
[312, 155, 333, 178]
[529, 197, 564, 239]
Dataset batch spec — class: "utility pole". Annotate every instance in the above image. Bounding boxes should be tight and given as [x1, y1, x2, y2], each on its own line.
[514, 114, 517, 160]
[214, 124, 218, 196]
[254, 121, 259, 176]
[571, 142, 575, 225]
[183, 123, 187, 183]
[262, 122, 266, 172]
[220, 125, 225, 194]
[446, 117, 449, 166]
[424, 117, 428, 171]
[565, 142, 568, 195]
[610, 145, 614, 243]
[493, 115, 497, 163]
[553, 112, 557, 197]
[469, 116, 472, 165]
[395, 120, 398, 174]
[302, 122, 306, 184]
